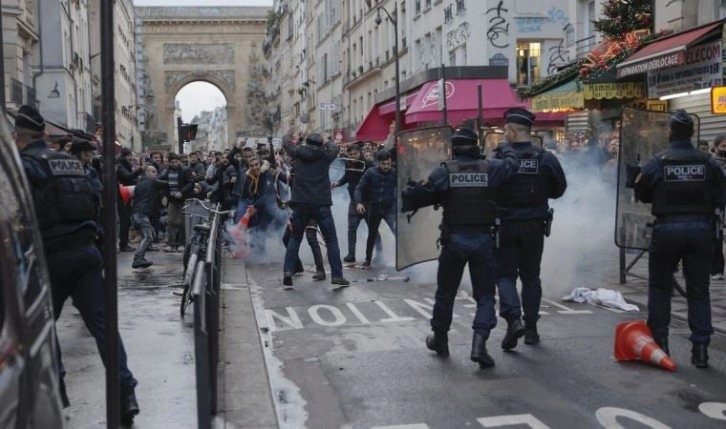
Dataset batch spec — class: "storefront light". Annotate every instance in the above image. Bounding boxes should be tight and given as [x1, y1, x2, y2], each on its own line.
[659, 88, 712, 101]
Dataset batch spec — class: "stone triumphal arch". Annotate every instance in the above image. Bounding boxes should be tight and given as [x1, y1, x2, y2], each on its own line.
[136, 6, 268, 150]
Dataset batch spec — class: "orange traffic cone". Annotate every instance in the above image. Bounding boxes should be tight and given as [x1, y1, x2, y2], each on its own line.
[614, 320, 676, 372]
[230, 209, 253, 259]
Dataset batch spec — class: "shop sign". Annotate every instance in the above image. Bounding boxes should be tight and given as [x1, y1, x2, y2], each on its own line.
[647, 41, 722, 98]
[583, 82, 645, 100]
[617, 51, 684, 78]
[711, 86, 726, 114]
[531, 89, 584, 112]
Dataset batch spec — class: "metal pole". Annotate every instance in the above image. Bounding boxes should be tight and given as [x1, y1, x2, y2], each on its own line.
[177, 116, 184, 154]
[100, 0, 120, 427]
[477, 84, 483, 144]
[0, 3, 6, 112]
[441, 63, 448, 126]
[393, 3, 401, 138]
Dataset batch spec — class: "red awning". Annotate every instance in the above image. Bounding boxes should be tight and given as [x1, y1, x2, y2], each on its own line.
[379, 93, 417, 115]
[405, 79, 530, 125]
[616, 21, 722, 78]
[355, 105, 392, 141]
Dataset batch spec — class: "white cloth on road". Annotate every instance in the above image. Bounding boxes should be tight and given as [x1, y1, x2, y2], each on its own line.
[562, 287, 640, 312]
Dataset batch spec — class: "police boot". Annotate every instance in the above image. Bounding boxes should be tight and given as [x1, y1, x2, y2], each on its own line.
[524, 322, 540, 345]
[120, 386, 140, 426]
[425, 332, 449, 357]
[654, 337, 669, 356]
[501, 318, 525, 350]
[691, 343, 709, 369]
[470, 332, 495, 369]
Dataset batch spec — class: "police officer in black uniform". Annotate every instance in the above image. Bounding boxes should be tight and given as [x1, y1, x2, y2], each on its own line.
[494, 108, 567, 350]
[634, 109, 726, 368]
[401, 128, 519, 368]
[14, 106, 140, 423]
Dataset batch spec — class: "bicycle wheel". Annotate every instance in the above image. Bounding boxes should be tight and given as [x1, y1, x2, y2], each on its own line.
[181, 244, 200, 318]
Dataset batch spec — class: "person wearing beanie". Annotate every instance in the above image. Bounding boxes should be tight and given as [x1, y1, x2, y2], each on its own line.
[13, 105, 140, 423]
[281, 132, 350, 289]
[634, 109, 726, 369]
[494, 108, 567, 353]
[400, 126, 520, 369]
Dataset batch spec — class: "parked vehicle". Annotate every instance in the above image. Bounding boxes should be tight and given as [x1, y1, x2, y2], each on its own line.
[0, 116, 64, 428]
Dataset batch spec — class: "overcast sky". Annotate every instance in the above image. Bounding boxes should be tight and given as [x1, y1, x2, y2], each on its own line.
[134, 0, 272, 5]
[136, 0, 273, 120]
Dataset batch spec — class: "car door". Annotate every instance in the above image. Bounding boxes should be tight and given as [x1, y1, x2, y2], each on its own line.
[0, 117, 63, 428]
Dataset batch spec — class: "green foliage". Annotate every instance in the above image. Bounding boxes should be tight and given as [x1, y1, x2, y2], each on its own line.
[593, 0, 653, 40]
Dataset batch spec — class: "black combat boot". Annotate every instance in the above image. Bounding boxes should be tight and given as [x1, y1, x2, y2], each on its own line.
[691, 343, 709, 369]
[120, 385, 140, 426]
[470, 332, 495, 368]
[524, 322, 540, 345]
[425, 331, 449, 357]
[501, 318, 526, 350]
[654, 337, 669, 356]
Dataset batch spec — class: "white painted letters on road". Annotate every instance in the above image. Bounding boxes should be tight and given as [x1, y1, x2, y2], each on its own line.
[595, 407, 671, 429]
[699, 402, 726, 421]
[374, 300, 415, 323]
[478, 413, 550, 428]
[308, 305, 346, 327]
[266, 307, 303, 332]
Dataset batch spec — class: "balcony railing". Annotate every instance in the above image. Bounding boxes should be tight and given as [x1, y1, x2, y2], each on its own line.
[575, 35, 597, 60]
[11, 79, 23, 105]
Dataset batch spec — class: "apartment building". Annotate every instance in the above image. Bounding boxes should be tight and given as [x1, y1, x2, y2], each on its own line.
[1, 0, 40, 111]
[89, 0, 139, 150]
[33, 0, 92, 130]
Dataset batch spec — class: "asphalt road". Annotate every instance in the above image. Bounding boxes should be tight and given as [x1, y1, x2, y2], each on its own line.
[244, 261, 726, 429]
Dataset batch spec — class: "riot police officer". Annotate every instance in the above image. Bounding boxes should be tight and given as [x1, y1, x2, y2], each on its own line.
[13, 106, 140, 423]
[401, 128, 519, 368]
[634, 109, 726, 368]
[494, 108, 567, 350]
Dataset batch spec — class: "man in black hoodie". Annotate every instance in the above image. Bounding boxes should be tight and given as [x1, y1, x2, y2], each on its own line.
[131, 165, 169, 268]
[117, 147, 142, 251]
[282, 133, 350, 289]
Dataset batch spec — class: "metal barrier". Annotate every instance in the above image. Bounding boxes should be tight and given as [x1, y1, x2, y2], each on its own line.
[184, 198, 211, 246]
[191, 204, 223, 429]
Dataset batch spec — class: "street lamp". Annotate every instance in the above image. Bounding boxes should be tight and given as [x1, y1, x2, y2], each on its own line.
[374, 3, 401, 138]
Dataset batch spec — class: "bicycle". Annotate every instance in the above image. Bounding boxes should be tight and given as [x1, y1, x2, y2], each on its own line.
[180, 198, 234, 317]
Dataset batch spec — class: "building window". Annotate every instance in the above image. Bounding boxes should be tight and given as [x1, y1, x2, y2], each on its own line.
[517, 41, 541, 86]
[415, 0, 421, 15]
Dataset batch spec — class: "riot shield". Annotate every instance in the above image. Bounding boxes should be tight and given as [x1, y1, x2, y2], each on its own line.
[615, 107, 700, 249]
[482, 131, 542, 159]
[396, 126, 453, 270]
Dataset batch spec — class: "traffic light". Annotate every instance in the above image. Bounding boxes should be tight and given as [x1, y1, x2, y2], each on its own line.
[180, 123, 198, 142]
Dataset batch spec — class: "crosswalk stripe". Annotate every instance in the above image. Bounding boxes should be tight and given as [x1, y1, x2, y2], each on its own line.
[371, 425, 430, 429]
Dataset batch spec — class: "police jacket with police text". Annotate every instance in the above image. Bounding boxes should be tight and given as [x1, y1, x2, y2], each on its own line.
[495, 141, 567, 220]
[20, 140, 98, 252]
[401, 145, 519, 231]
[635, 140, 726, 217]
[283, 138, 339, 206]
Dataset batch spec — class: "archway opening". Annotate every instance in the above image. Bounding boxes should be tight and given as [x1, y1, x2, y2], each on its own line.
[174, 81, 228, 153]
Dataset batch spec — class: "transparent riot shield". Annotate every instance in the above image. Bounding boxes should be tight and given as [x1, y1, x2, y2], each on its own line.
[396, 126, 453, 270]
[482, 131, 542, 159]
[615, 107, 700, 249]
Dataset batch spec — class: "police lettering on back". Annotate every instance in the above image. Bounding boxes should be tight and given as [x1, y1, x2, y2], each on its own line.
[48, 158, 85, 176]
[449, 172, 488, 187]
[664, 164, 705, 182]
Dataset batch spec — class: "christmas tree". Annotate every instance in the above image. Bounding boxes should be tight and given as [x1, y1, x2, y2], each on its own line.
[593, 0, 653, 41]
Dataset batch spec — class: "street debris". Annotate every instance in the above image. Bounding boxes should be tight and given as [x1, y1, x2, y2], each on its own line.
[562, 287, 640, 312]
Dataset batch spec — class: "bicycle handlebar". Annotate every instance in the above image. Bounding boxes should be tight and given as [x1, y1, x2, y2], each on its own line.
[183, 198, 235, 216]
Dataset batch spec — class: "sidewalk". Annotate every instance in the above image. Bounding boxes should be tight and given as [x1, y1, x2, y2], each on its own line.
[593, 249, 726, 334]
[58, 249, 197, 428]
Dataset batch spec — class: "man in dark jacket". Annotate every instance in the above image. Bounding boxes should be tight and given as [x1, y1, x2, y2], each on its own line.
[355, 149, 396, 268]
[282, 133, 350, 289]
[117, 147, 142, 251]
[158, 152, 194, 251]
[131, 165, 169, 268]
[331, 142, 380, 262]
